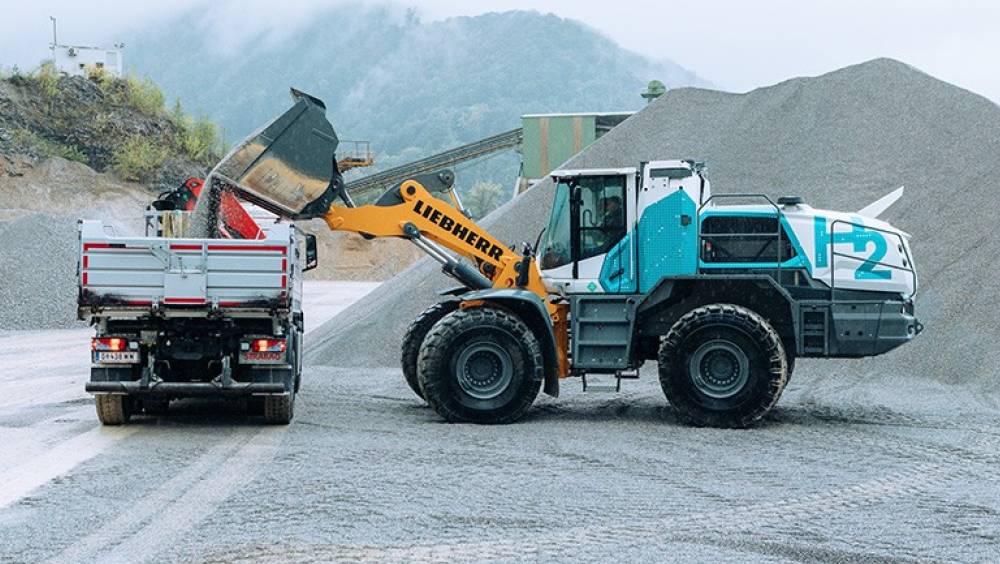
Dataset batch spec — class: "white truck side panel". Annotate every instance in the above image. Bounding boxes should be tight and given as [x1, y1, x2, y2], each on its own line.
[78, 220, 300, 309]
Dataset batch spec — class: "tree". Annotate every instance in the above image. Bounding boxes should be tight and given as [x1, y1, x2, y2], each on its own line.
[462, 181, 507, 219]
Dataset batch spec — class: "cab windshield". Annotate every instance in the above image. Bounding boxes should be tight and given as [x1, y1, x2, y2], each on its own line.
[540, 175, 626, 270]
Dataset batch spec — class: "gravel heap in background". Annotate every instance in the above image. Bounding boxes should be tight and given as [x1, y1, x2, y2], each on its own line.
[0, 213, 84, 329]
[306, 58, 1000, 392]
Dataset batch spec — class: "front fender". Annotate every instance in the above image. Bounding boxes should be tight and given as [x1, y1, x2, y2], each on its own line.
[459, 289, 560, 397]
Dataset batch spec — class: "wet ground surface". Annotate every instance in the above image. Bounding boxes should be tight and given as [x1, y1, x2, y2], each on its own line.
[1, 285, 998, 562]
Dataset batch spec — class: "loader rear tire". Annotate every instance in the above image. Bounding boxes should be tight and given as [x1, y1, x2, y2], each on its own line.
[401, 301, 459, 400]
[264, 393, 295, 424]
[418, 307, 542, 424]
[658, 304, 788, 428]
[95, 394, 131, 425]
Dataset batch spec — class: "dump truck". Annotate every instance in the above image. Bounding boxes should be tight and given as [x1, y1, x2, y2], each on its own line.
[78, 180, 318, 425]
[165, 89, 922, 428]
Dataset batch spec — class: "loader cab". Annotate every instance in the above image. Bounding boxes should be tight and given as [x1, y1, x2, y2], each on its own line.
[539, 160, 710, 295]
[539, 168, 638, 293]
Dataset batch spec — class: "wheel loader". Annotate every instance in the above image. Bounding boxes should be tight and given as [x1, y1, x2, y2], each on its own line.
[211, 89, 921, 428]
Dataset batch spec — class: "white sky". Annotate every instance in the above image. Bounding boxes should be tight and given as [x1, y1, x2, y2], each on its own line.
[2, 0, 998, 103]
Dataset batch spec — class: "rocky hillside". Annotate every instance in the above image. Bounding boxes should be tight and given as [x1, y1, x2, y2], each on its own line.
[0, 64, 216, 188]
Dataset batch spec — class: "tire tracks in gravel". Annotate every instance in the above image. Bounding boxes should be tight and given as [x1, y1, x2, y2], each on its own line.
[324, 462, 950, 561]
[46, 425, 288, 564]
[299, 414, 995, 561]
[0, 412, 136, 509]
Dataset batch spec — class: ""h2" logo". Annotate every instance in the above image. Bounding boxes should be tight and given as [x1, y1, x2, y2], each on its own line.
[814, 217, 891, 280]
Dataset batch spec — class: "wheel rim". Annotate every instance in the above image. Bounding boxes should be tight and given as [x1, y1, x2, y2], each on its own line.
[455, 342, 514, 400]
[688, 339, 749, 399]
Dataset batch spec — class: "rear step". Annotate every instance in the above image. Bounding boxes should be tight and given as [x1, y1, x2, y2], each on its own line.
[582, 370, 638, 393]
[800, 305, 830, 355]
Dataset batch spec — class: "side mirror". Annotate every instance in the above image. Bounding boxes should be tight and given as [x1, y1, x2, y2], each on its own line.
[303, 233, 318, 272]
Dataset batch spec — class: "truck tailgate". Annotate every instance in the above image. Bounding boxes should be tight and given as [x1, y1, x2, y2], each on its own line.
[78, 220, 293, 309]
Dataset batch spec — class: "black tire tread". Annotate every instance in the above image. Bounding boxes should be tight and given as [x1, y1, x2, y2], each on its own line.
[658, 303, 788, 428]
[95, 394, 130, 425]
[418, 307, 543, 424]
[264, 394, 294, 424]
[401, 301, 459, 400]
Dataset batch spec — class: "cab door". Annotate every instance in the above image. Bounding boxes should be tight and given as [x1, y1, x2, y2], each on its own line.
[539, 171, 636, 294]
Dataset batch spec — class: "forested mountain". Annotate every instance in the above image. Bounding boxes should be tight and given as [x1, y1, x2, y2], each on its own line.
[126, 7, 708, 193]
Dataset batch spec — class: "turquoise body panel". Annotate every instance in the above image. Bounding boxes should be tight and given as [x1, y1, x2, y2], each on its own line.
[636, 190, 698, 292]
[598, 232, 637, 293]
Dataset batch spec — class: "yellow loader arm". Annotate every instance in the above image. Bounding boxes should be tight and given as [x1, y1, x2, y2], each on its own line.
[211, 89, 570, 378]
[323, 174, 570, 379]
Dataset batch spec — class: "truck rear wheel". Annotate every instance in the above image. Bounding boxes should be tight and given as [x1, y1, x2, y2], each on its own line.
[658, 304, 788, 428]
[401, 301, 459, 400]
[264, 393, 295, 424]
[95, 394, 132, 425]
[417, 307, 542, 424]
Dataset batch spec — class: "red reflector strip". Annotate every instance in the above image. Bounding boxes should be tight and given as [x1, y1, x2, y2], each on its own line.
[281, 258, 287, 271]
[82, 272, 89, 285]
[218, 300, 243, 307]
[281, 275, 287, 289]
[170, 244, 203, 251]
[163, 297, 206, 304]
[126, 300, 153, 306]
[82, 256, 89, 269]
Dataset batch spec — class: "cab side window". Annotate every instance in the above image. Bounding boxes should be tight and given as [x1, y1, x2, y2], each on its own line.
[578, 176, 626, 261]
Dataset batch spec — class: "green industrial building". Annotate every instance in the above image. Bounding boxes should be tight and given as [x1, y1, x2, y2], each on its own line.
[519, 112, 634, 182]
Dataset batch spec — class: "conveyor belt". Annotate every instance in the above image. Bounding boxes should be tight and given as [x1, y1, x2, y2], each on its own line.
[345, 128, 523, 201]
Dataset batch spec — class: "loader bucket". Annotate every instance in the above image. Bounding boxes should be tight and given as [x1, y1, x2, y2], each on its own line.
[213, 88, 345, 219]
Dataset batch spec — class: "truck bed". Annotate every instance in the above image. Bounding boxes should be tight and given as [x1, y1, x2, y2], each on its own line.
[78, 220, 300, 317]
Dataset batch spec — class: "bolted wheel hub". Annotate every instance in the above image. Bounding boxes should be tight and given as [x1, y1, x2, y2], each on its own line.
[689, 340, 750, 399]
[455, 342, 513, 400]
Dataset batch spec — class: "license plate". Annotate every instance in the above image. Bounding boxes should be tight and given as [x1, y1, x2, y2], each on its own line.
[240, 351, 285, 364]
[94, 351, 139, 364]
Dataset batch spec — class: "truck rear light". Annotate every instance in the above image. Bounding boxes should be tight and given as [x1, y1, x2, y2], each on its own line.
[92, 337, 131, 352]
[252, 338, 286, 353]
[91, 337, 140, 364]
[239, 337, 288, 365]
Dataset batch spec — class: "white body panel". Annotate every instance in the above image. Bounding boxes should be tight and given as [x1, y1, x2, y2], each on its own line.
[777, 204, 916, 296]
[638, 160, 710, 215]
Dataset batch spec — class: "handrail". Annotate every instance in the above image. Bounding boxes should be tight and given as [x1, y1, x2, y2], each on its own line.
[697, 193, 786, 275]
[827, 218, 916, 301]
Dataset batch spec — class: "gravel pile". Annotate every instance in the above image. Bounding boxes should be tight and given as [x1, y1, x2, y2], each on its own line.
[306, 58, 1000, 391]
[0, 213, 84, 329]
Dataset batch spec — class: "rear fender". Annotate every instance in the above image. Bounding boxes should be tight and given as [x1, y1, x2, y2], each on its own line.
[459, 288, 559, 397]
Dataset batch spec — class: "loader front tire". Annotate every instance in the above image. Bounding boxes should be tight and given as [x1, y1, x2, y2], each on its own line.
[95, 394, 131, 425]
[418, 307, 542, 424]
[401, 301, 459, 400]
[658, 304, 788, 428]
